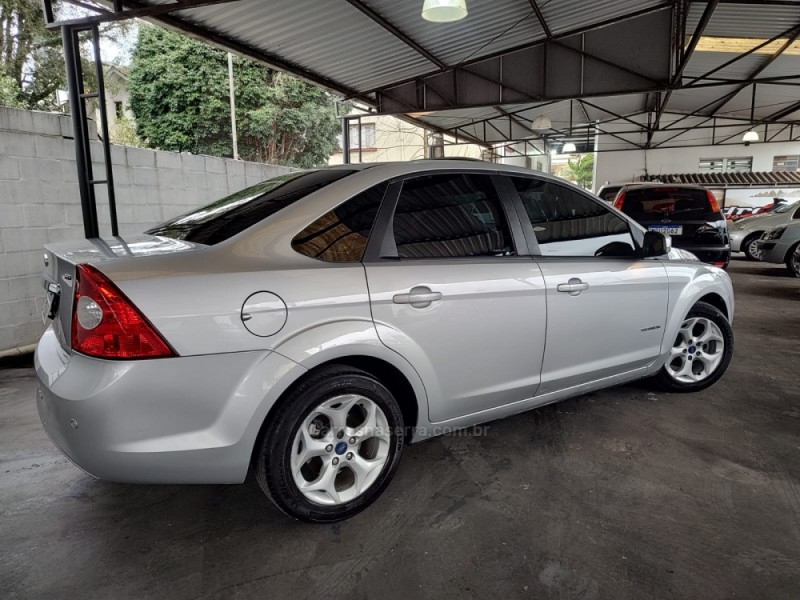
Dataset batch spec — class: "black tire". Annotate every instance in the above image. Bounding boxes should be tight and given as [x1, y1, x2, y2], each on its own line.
[256, 365, 404, 523]
[785, 242, 800, 278]
[742, 233, 763, 261]
[653, 301, 734, 393]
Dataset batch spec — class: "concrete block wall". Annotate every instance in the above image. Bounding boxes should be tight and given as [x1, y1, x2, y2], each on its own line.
[0, 107, 293, 355]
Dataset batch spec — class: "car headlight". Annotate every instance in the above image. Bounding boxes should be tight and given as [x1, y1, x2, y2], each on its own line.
[764, 226, 786, 240]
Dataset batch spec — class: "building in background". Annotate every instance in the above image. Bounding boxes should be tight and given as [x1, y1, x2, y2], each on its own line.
[329, 110, 484, 165]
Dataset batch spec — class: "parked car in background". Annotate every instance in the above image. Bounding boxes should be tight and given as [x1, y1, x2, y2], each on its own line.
[729, 200, 800, 260]
[614, 184, 730, 268]
[757, 221, 800, 277]
[35, 161, 735, 523]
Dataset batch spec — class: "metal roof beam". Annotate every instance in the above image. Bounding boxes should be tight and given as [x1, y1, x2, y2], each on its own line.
[528, 0, 552, 38]
[45, 0, 241, 28]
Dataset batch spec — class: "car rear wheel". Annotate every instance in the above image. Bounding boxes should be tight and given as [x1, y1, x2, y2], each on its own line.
[654, 301, 733, 392]
[786, 243, 800, 278]
[743, 233, 763, 261]
[256, 365, 404, 523]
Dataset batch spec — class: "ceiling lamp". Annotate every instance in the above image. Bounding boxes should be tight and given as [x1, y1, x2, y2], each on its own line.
[742, 130, 759, 144]
[422, 0, 468, 23]
[562, 142, 577, 153]
[531, 115, 552, 130]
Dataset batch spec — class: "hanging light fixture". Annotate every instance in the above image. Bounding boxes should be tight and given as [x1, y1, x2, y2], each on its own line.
[421, 0, 468, 23]
[531, 115, 552, 130]
[562, 142, 577, 153]
[742, 130, 759, 144]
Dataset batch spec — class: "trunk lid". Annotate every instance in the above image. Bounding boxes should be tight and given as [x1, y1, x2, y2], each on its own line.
[42, 234, 203, 351]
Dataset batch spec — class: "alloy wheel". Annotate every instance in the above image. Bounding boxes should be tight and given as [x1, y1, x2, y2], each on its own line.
[747, 238, 763, 260]
[791, 247, 800, 277]
[291, 394, 391, 506]
[667, 317, 725, 384]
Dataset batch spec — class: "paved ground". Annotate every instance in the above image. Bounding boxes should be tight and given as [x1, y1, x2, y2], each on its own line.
[1, 259, 799, 599]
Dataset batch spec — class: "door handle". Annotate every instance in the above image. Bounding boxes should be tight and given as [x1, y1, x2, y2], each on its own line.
[557, 278, 590, 296]
[393, 286, 442, 308]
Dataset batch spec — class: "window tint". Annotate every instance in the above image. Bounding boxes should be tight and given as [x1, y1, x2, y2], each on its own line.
[512, 177, 635, 257]
[598, 186, 622, 203]
[147, 169, 356, 245]
[292, 183, 387, 262]
[620, 187, 719, 221]
[391, 174, 512, 259]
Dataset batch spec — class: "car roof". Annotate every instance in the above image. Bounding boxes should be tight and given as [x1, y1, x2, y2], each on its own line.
[620, 183, 707, 191]
[324, 159, 545, 178]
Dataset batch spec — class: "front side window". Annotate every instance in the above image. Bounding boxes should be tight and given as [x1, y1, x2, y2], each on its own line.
[390, 173, 513, 259]
[147, 169, 356, 245]
[292, 183, 387, 262]
[511, 177, 635, 257]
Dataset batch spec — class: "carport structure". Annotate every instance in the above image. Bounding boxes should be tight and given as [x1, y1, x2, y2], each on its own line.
[44, 0, 800, 235]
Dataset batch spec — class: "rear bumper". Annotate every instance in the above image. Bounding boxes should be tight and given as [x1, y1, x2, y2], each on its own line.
[34, 327, 302, 484]
[675, 244, 731, 267]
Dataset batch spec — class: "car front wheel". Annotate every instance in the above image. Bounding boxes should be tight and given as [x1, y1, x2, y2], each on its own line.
[786, 243, 800, 278]
[256, 365, 404, 523]
[743, 233, 764, 261]
[654, 301, 734, 392]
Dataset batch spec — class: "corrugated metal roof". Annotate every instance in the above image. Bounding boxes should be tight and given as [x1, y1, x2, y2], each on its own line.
[687, 2, 800, 39]
[357, 0, 545, 66]
[540, 0, 669, 36]
[683, 52, 767, 81]
[174, 0, 434, 92]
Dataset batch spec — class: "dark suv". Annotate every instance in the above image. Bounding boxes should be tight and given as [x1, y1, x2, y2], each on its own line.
[614, 184, 730, 267]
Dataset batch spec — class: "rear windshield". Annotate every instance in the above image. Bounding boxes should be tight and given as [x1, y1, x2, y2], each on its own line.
[619, 187, 718, 221]
[774, 201, 800, 214]
[146, 169, 356, 245]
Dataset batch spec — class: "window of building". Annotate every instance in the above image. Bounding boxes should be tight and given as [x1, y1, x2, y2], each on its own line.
[511, 177, 635, 257]
[348, 122, 376, 148]
[114, 101, 123, 119]
[390, 174, 512, 259]
[773, 155, 799, 172]
[699, 157, 752, 173]
[292, 183, 387, 262]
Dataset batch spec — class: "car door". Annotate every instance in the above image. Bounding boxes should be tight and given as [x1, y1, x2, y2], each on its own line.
[364, 171, 547, 423]
[505, 175, 669, 396]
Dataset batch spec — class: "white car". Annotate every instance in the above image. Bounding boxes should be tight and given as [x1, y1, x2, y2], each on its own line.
[35, 161, 735, 522]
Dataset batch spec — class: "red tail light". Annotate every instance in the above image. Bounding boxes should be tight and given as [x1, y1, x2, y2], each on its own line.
[72, 264, 176, 359]
[613, 191, 627, 210]
[706, 190, 722, 213]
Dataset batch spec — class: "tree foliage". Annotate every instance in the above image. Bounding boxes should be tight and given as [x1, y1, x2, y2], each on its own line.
[128, 26, 340, 167]
[561, 153, 595, 189]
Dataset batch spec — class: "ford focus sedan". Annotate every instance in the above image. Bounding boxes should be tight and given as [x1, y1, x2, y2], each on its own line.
[35, 161, 735, 522]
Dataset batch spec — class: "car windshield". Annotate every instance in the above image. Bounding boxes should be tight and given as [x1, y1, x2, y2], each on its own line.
[620, 187, 717, 221]
[147, 169, 356, 245]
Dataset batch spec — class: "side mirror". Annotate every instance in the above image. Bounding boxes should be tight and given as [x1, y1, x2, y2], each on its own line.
[642, 230, 671, 258]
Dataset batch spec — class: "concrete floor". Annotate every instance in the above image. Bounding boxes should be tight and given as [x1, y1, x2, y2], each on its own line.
[1, 259, 799, 599]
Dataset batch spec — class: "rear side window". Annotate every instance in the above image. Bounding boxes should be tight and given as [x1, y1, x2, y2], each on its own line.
[390, 174, 512, 259]
[598, 186, 622, 202]
[147, 169, 356, 245]
[292, 183, 387, 262]
[512, 177, 634, 257]
[620, 187, 718, 221]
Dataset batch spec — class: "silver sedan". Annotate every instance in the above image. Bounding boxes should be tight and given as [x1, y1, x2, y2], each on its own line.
[729, 201, 800, 260]
[35, 161, 735, 522]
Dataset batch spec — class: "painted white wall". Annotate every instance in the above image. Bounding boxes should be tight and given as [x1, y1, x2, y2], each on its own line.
[595, 140, 800, 187]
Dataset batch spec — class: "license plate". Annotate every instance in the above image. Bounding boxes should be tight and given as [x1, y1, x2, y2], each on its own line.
[649, 224, 683, 236]
[41, 283, 60, 325]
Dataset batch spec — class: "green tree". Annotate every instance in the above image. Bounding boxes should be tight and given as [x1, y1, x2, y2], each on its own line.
[128, 25, 339, 167]
[0, 0, 134, 109]
[561, 153, 594, 189]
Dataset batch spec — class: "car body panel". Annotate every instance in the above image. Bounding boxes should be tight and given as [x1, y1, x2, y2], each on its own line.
[758, 221, 800, 264]
[534, 258, 670, 394]
[34, 160, 735, 485]
[365, 258, 547, 422]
